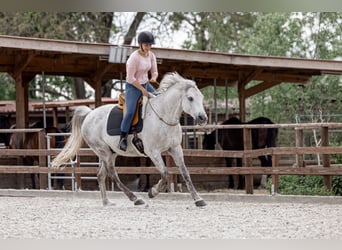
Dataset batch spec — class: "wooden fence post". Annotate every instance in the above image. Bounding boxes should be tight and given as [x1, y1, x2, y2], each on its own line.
[295, 129, 304, 167]
[243, 127, 253, 194]
[272, 154, 279, 194]
[321, 126, 332, 191]
[38, 129, 47, 189]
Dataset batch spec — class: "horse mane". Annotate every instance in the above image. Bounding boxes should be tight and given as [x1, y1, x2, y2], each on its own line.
[157, 72, 196, 93]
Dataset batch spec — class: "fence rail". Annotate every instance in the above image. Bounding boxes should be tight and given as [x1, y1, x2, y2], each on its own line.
[1, 123, 342, 194]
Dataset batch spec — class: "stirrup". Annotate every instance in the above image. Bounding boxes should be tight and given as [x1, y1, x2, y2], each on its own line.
[119, 137, 127, 151]
[132, 133, 145, 154]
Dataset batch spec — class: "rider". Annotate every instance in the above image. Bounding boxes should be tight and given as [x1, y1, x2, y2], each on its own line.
[119, 31, 159, 151]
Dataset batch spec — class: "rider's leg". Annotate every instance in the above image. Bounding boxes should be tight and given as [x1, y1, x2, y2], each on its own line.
[119, 83, 142, 151]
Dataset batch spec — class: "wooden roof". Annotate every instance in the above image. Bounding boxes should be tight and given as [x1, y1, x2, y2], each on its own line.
[1, 35, 342, 92]
[1, 35, 342, 125]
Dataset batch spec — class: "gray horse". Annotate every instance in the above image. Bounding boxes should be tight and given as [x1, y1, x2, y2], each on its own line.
[52, 72, 208, 207]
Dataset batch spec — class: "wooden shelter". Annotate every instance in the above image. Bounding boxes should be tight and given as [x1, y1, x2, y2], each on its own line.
[1, 35, 342, 128]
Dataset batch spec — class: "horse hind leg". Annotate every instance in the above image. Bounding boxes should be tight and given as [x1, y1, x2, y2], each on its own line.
[97, 160, 112, 206]
[99, 154, 145, 206]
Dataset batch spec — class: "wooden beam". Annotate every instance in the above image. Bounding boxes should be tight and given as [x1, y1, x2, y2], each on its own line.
[244, 81, 281, 98]
[13, 51, 36, 78]
[238, 69, 263, 87]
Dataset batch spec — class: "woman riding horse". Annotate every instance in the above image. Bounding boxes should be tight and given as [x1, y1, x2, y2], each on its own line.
[119, 31, 159, 151]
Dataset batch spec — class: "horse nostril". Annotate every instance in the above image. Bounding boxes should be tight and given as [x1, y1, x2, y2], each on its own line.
[197, 114, 208, 125]
[199, 114, 207, 122]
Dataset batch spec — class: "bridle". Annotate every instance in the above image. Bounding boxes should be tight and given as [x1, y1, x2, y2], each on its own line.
[144, 80, 180, 127]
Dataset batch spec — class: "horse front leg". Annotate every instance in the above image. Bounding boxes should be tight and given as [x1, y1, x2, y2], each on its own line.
[257, 155, 272, 189]
[225, 157, 235, 189]
[168, 145, 206, 207]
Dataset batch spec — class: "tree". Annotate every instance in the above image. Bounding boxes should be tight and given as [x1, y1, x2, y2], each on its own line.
[167, 12, 257, 52]
[0, 12, 115, 100]
[241, 13, 342, 124]
[122, 12, 146, 45]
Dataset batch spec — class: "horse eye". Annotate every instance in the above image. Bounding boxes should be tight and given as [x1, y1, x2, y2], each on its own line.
[187, 96, 194, 102]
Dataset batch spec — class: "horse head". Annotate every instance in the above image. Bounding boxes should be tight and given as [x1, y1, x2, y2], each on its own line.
[158, 72, 208, 126]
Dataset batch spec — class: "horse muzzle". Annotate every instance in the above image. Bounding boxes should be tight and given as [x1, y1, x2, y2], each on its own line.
[195, 113, 208, 126]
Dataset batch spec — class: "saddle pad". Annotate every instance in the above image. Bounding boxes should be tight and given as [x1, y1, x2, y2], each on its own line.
[106, 106, 143, 136]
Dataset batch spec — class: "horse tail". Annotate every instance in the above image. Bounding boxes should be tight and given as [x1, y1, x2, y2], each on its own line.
[51, 106, 92, 168]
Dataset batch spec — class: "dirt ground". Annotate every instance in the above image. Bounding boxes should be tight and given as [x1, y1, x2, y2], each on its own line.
[0, 189, 341, 239]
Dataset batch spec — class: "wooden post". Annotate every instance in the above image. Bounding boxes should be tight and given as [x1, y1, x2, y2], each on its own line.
[295, 129, 304, 167]
[321, 126, 332, 191]
[243, 127, 253, 194]
[94, 80, 103, 108]
[38, 129, 47, 189]
[238, 84, 246, 123]
[15, 74, 28, 129]
[52, 107, 58, 127]
[65, 106, 71, 124]
[272, 154, 280, 194]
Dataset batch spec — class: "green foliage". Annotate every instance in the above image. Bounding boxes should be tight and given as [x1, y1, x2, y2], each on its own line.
[267, 175, 333, 196]
[168, 12, 257, 52]
[0, 74, 16, 100]
[332, 176, 342, 196]
[0, 12, 115, 100]
[240, 13, 342, 123]
[267, 175, 342, 196]
[167, 12, 342, 123]
[331, 146, 342, 196]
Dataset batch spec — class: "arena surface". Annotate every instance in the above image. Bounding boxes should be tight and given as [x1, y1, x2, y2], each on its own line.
[0, 189, 341, 239]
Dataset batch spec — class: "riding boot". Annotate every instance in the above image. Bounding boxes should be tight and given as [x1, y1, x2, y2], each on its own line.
[119, 132, 128, 151]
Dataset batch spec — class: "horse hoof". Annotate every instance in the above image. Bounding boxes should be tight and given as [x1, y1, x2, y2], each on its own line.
[103, 201, 115, 207]
[195, 199, 207, 207]
[148, 189, 154, 198]
[134, 198, 145, 206]
[148, 188, 157, 198]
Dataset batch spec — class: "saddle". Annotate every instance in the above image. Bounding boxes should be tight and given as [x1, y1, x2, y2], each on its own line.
[107, 93, 144, 136]
[107, 93, 145, 154]
[117, 92, 142, 127]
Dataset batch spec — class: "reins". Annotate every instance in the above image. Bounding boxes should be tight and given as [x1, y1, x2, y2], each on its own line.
[142, 80, 180, 127]
[147, 98, 179, 126]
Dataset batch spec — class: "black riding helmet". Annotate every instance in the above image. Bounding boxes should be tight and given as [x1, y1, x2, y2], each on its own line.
[138, 31, 155, 45]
